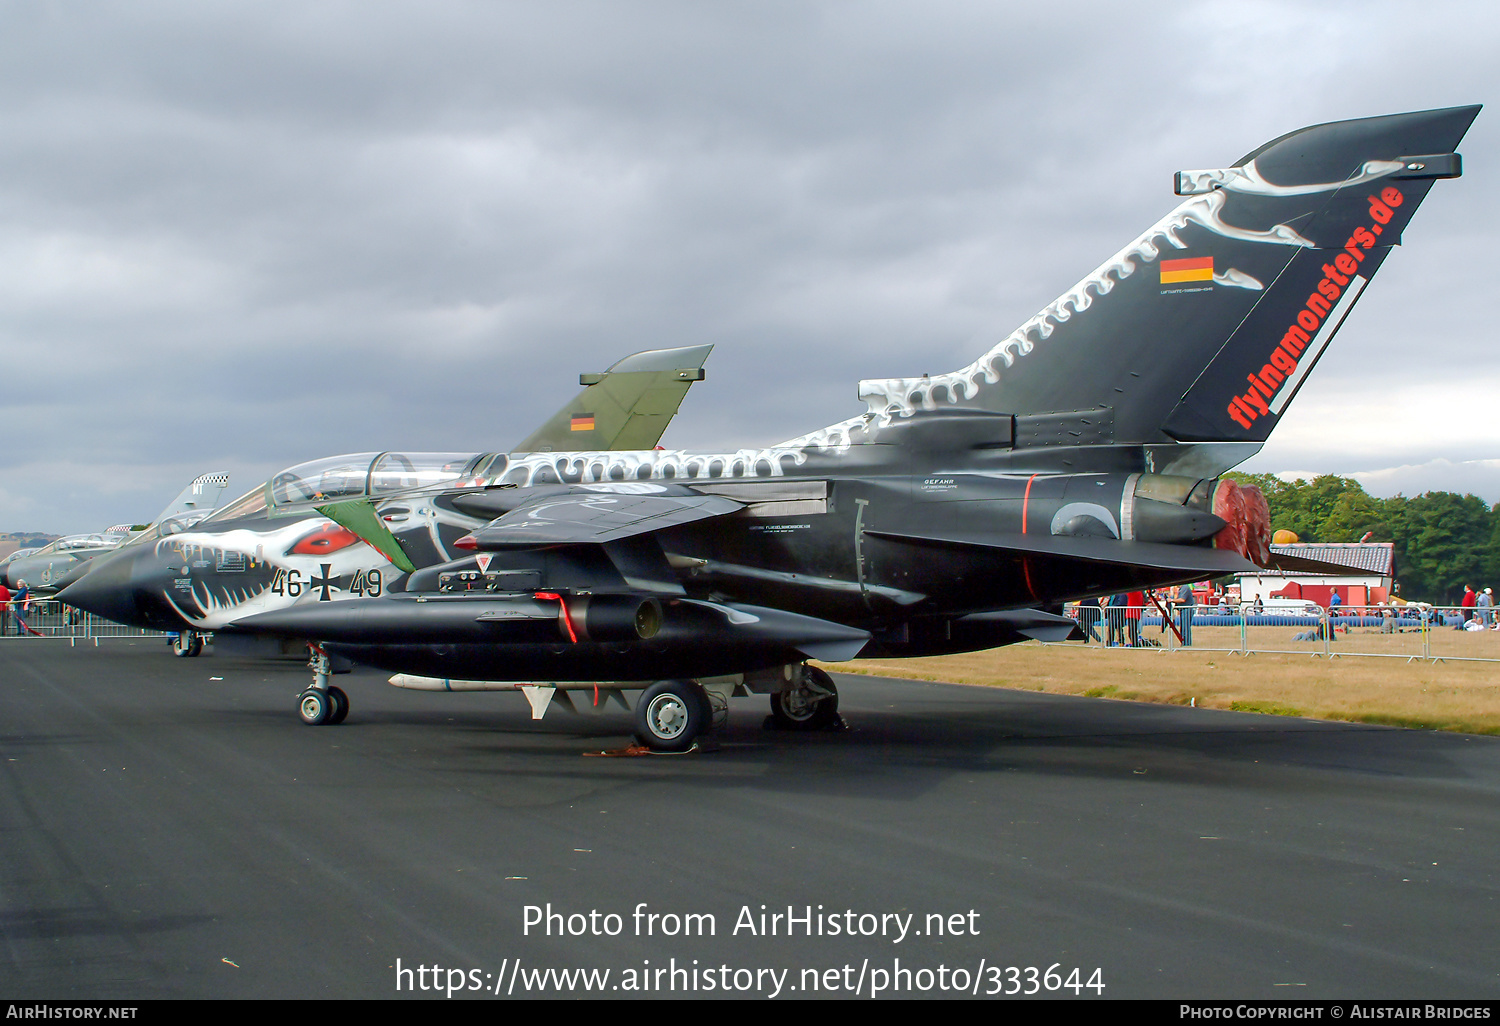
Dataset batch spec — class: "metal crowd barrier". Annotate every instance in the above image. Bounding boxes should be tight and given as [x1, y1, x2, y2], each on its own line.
[1064, 602, 1500, 664]
[0, 598, 168, 643]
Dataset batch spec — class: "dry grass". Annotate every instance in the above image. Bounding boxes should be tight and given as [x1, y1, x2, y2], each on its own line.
[825, 627, 1500, 735]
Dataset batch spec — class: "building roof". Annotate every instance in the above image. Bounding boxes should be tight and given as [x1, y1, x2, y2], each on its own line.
[1270, 542, 1395, 576]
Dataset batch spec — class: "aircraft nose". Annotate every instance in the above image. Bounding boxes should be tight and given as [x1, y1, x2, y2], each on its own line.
[57, 548, 143, 625]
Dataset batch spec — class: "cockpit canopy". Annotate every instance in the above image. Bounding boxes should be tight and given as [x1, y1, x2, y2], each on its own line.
[263, 452, 499, 512]
[33, 534, 121, 556]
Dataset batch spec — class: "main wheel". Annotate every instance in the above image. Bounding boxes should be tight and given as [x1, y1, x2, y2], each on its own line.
[633, 680, 710, 752]
[171, 631, 203, 657]
[771, 667, 839, 730]
[298, 688, 332, 725]
[326, 685, 349, 725]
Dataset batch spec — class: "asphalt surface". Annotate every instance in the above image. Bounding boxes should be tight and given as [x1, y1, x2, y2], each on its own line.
[2, 639, 1497, 1000]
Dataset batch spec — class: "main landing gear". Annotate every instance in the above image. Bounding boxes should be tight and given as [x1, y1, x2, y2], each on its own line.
[633, 679, 713, 753]
[769, 665, 840, 731]
[297, 644, 349, 725]
[628, 666, 841, 752]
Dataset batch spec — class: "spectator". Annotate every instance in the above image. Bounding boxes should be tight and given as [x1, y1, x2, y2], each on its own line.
[1461, 585, 1477, 621]
[1107, 593, 1127, 646]
[1477, 587, 1492, 625]
[13, 579, 30, 635]
[1126, 589, 1145, 647]
[1079, 596, 1103, 643]
[0, 579, 10, 635]
[1176, 581, 1195, 646]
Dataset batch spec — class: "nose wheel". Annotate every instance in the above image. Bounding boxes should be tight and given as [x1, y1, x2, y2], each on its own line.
[298, 685, 348, 725]
[170, 631, 203, 657]
[298, 644, 348, 725]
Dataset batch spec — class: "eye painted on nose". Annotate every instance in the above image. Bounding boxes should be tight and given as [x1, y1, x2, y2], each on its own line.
[289, 525, 361, 556]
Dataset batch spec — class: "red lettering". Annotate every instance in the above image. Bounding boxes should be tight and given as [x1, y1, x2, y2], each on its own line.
[1230, 199, 1393, 431]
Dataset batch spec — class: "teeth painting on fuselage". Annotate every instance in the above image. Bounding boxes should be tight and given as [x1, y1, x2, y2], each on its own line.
[59, 108, 1479, 750]
[59, 345, 715, 635]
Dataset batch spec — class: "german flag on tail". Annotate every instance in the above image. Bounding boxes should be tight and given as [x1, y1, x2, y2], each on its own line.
[1160, 256, 1213, 284]
[570, 414, 595, 432]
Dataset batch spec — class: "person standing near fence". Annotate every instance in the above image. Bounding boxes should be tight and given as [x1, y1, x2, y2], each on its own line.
[1176, 581, 1195, 646]
[0, 580, 10, 635]
[1080, 595, 1103, 643]
[1126, 589, 1145, 647]
[1107, 593, 1126, 646]
[13, 580, 30, 635]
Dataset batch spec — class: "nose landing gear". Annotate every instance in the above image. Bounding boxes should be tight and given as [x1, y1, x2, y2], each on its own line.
[297, 644, 349, 725]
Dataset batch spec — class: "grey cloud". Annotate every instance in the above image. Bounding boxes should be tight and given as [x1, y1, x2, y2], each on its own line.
[2, 2, 1497, 531]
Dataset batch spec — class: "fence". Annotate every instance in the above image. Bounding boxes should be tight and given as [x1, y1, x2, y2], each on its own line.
[0, 597, 168, 643]
[6, 594, 1498, 664]
[1064, 602, 1500, 664]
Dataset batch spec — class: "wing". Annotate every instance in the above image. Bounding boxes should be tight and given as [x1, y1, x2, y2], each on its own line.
[454, 487, 743, 549]
[863, 526, 1257, 575]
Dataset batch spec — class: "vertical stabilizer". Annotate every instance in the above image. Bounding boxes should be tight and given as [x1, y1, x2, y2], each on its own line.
[514, 345, 711, 452]
[812, 106, 1477, 449]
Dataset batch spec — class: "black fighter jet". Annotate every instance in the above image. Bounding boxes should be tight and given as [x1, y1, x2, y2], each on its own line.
[63, 107, 1479, 751]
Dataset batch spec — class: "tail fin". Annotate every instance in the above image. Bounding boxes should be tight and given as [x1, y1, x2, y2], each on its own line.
[513, 344, 711, 452]
[847, 106, 1478, 446]
[153, 471, 231, 523]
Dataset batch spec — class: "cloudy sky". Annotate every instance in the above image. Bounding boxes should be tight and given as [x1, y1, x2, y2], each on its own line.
[3, 1, 1498, 533]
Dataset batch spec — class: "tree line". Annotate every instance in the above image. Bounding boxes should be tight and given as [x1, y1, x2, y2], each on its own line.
[1225, 473, 1499, 605]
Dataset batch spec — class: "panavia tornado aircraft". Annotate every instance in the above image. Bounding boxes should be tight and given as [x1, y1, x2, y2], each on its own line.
[63, 106, 1478, 751]
[7, 472, 232, 595]
[64, 344, 713, 658]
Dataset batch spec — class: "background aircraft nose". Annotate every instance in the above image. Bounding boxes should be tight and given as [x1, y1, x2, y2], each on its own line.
[56, 548, 141, 625]
[52, 561, 94, 592]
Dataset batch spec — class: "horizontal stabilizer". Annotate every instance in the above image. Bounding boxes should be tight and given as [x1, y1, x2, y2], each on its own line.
[864, 527, 1257, 575]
